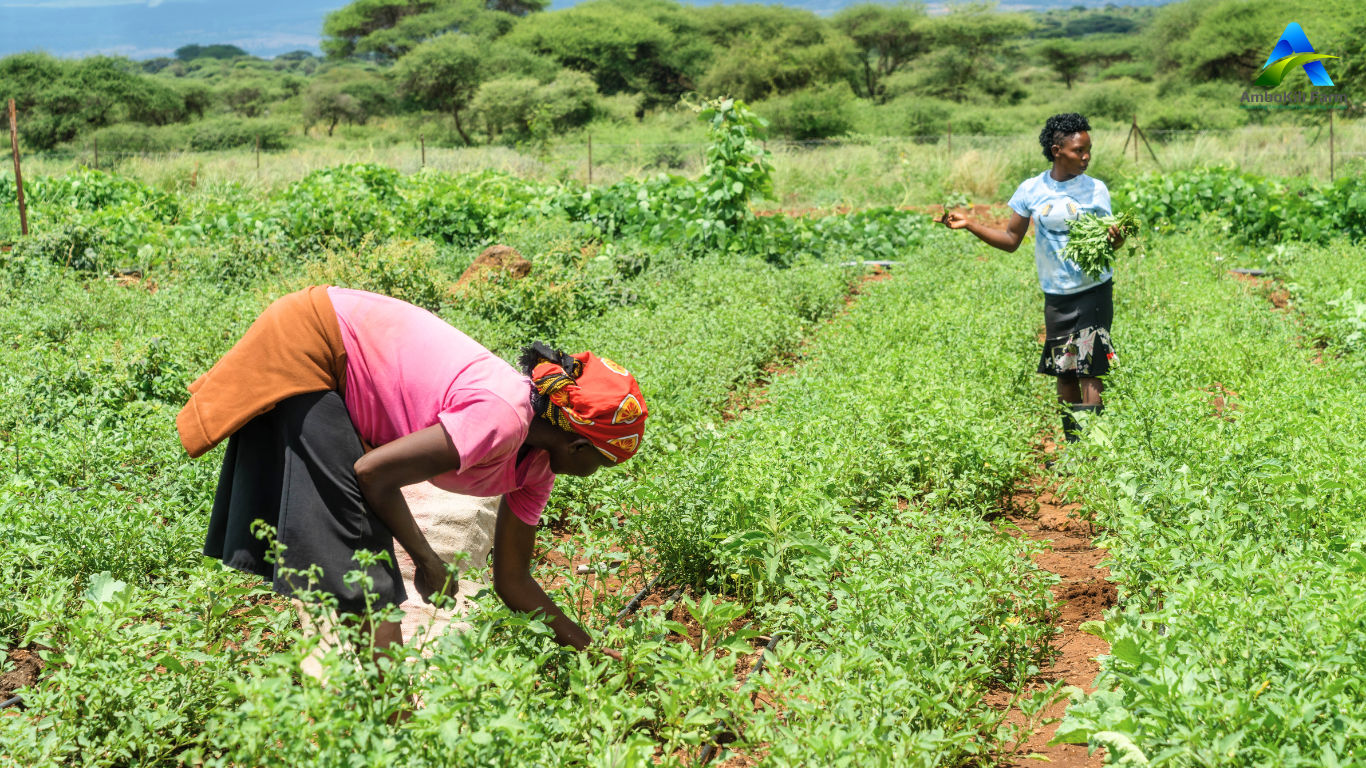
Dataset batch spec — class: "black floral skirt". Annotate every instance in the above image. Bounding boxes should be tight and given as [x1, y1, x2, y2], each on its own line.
[202, 391, 406, 614]
[1038, 280, 1115, 378]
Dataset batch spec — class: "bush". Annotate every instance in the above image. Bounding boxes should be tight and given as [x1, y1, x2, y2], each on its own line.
[80, 117, 292, 154]
[757, 82, 856, 140]
[305, 237, 445, 310]
[184, 117, 292, 152]
[1100, 60, 1156, 81]
[870, 95, 952, 138]
[7, 223, 113, 273]
[1143, 98, 1245, 133]
[1079, 79, 1146, 123]
[594, 92, 644, 123]
[471, 70, 599, 144]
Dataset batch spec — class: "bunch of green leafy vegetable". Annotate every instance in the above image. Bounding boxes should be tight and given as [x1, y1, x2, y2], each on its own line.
[1065, 210, 1138, 278]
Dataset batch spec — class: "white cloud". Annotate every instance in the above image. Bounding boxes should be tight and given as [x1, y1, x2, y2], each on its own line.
[225, 33, 319, 50]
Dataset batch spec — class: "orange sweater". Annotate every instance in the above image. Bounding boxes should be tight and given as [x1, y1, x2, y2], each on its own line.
[176, 285, 348, 458]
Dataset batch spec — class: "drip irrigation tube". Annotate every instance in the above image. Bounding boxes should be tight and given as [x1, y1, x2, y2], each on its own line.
[1, 695, 24, 710]
[614, 573, 662, 624]
[838, 260, 900, 268]
[697, 632, 782, 765]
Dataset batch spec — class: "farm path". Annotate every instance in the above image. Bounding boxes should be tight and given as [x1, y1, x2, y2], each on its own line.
[998, 439, 1115, 767]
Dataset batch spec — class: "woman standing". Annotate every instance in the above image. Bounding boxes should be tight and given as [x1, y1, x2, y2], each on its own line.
[179, 285, 647, 656]
[942, 113, 1124, 443]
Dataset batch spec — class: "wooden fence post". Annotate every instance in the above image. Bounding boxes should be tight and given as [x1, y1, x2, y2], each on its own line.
[1133, 119, 1162, 170]
[1329, 109, 1335, 183]
[8, 99, 28, 237]
[420, 133, 426, 167]
[587, 134, 593, 185]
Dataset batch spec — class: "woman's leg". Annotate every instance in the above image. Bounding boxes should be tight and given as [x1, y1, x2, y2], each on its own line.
[1079, 377, 1104, 406]
[371, 619, 404, 650]
[1056, 375, 1081, 404]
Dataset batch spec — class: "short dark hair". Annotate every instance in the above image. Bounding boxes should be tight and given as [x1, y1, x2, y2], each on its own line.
[1040, 113, 1091, 162]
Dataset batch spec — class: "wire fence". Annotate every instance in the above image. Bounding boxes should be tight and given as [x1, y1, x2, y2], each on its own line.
[3, 122, 1363, 209]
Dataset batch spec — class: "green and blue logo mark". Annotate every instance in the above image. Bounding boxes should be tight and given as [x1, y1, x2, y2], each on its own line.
[1254, 23, 1336, 87]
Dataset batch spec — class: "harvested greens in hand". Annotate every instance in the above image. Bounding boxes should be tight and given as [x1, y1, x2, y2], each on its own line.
[1065, 211, 1139, 278]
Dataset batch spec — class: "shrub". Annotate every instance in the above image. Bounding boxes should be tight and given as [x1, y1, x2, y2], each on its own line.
[7, 223, 113, 273]
[1080, 79, 1146, 123]
[80, 117, 292, 154]
[471, 70, 599, 144]
[758, 82, 857, 140]
[305, 237, 445, 310]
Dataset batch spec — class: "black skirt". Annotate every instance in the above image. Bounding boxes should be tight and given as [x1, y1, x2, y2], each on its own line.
[203, 391, 407, 614]
[1038, 279, 1115, 378]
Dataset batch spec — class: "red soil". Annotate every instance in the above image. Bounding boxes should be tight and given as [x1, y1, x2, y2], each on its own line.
[992, 438, 1115, 767]
[1, 647, 45, 701]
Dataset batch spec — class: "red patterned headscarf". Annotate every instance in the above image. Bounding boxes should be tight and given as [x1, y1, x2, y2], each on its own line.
[527, 348, 648, 463]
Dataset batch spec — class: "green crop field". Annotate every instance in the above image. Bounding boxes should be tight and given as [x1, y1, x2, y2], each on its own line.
[1, 98, 1365, 767]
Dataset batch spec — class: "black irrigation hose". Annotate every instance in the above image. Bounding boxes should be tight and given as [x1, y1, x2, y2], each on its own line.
[613, 573, 662, 624]
[1, 695, 24, 710]
[697, 632, 782, 765]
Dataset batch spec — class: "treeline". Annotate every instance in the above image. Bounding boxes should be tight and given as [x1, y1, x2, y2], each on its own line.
[1, 0, 1364, 154]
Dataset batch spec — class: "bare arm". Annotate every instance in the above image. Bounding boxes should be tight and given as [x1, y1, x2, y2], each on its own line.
[354, 424, 460, 601]
[492, 498, 619, 658]
[942, 210, 1031, 253]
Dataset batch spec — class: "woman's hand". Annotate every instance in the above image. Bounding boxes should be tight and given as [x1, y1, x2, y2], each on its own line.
[353, 424, 461, 602]
[941, 210, 972, 229]
[492, 497, 596, 651]
[592, 646, 624, 662]
[413, 556, 460, 604]
[1107, 224, 1126, 250]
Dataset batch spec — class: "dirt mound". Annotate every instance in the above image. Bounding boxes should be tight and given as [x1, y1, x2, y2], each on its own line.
[456, 245, 531, 288]
[1056, 579, 1118, 624]
[2, 647, 44, 699]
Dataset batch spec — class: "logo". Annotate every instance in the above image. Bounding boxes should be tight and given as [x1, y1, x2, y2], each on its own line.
[1254, 23, 1336, 87]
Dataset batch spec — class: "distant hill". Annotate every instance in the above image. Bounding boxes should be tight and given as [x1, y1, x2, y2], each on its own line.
[0, 0, 1168, 59]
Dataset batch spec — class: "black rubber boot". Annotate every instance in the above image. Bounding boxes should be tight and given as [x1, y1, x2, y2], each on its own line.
[1061, 408, 1081, 444]
[1064, 403, 1104, 443]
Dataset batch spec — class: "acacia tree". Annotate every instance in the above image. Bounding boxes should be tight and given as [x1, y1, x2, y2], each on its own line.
[1039, 40, 1084, 89]
[322, 0, 544, 61]
[393, 34, 485, 145]
[831, 2, 929, 101]
[915, 3, 1034, 102]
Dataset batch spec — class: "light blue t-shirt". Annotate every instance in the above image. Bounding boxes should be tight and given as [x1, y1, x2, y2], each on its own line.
[1007, 171, 1113, 295]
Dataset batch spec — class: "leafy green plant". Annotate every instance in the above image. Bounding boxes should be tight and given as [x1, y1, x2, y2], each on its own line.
[1065, 210, 1137, 278]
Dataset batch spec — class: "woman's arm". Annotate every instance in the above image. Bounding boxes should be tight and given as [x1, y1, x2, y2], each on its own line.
[942, 210, 1031, 253]
[492, 498, 621, 659]
[354, 424, 461, 601]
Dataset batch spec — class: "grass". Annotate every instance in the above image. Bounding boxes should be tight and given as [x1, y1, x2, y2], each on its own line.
[9, 120, 1363, 213]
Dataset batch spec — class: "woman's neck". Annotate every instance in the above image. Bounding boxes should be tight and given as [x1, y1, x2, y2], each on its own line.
[1050, 166, 1081, 182]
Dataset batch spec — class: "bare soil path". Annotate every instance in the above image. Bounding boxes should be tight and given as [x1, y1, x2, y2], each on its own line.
[997, 441, 1117, 767]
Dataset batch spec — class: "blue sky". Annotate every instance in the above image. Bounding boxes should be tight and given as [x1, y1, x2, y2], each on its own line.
[0, 0, 1160, 59]
[0, 0, 347, 59]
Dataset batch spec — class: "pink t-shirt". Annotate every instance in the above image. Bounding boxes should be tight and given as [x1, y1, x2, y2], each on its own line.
[327, 288, 554, 526]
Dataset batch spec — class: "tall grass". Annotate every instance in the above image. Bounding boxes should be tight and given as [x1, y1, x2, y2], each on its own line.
[7, 122, 1361, 210]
